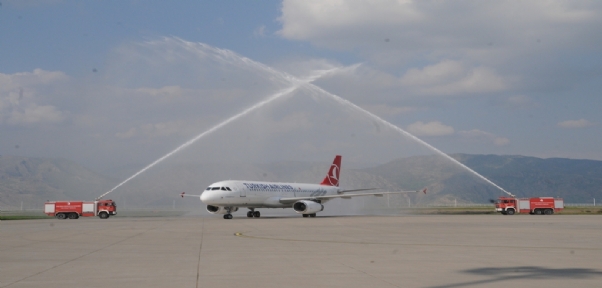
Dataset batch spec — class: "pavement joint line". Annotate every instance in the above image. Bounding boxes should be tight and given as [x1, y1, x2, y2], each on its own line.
[233, 232, 602, 251]
[196, 219, 204, 288]
[1, 220, 173, 288]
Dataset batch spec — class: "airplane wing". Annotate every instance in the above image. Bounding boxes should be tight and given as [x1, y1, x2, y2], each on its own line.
[279, 188, 427, 204]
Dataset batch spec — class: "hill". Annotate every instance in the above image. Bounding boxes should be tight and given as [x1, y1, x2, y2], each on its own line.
[1, 154, 600, 210]
[0, 156, 117, 209]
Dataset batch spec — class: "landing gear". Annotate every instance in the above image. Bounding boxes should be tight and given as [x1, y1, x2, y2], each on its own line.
[309, 213, 317, 218]
[302, 214, 309, 218]
[223, 207, 235, 219]
[246, 209, 260, 218]
[302, 213, 316, 218]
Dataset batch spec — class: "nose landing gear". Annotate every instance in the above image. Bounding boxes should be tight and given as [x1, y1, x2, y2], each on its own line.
[223, 207, 234, 219]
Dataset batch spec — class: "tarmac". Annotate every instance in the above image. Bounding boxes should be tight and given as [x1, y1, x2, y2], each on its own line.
[1, 213, 602, 288]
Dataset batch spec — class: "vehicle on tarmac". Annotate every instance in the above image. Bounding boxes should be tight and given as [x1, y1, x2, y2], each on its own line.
[44, 199, 117, 219]
[494, 196, 563, 215]
[182, 155, 426, 219]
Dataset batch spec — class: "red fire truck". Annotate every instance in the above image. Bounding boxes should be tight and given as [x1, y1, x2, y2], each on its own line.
[494, 196, 563, 215]
[44, 199, 117, 219]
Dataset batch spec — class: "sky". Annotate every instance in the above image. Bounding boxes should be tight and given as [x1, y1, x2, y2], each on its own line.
[1, 0, 601, 173]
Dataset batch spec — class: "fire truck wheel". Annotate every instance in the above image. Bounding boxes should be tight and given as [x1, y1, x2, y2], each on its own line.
[56, 213, 66, 220]
[544, 209, 553, 215]
[534, 209, 542, 215]
[501, 211, 507, 215]
[506, 209, 515, 215]
[99, 212, 109, 219]
[68, 213, 78, 219]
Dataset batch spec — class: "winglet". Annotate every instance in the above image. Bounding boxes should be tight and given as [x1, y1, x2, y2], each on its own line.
[422, 188, 427, 194]
[320, 155, 342, 187]
[180, 192, 185, 198]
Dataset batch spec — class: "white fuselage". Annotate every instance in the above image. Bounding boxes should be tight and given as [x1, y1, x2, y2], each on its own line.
[200, 180, 339, 208]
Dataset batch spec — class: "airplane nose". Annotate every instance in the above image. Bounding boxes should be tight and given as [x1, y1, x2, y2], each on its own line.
[200, 191, 215, 204]
[200, 191, 209, 203]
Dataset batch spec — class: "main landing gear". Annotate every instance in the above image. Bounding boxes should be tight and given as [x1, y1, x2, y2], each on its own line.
[247, 209, 260, 218]
[302, 213, 317, 218]
[223, 207, 234, 219]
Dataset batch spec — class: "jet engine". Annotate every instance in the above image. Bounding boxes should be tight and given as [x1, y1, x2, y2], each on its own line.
[292, 200, 324, 214]
[206, 205, 238, 214]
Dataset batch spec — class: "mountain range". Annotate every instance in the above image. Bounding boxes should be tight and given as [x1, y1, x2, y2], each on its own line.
[1, 154, 600, 210]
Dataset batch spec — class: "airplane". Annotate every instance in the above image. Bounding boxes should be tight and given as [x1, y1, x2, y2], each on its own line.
[181, 155, 426, 219]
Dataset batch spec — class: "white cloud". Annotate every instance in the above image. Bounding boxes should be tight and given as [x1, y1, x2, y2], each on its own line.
[400, 60, 506, 96]
[277, 1, 602, 91]
[135, 86, 186, 98]
[458, 129, 509, 146]
[115, 127, 137, 139]
[406, 121, 454, 137]
[0, 69, 69, 126]
[8, 104, 64, 125]
[278, 1, 601, 53]
[116, 121, 188, 139]
[253, 25, 267, 38]
[557, 119, 594, 129]
[278, 0, 421, 43]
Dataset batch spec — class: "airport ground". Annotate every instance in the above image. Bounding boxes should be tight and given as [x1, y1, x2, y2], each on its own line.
[1, 212, 601, 288]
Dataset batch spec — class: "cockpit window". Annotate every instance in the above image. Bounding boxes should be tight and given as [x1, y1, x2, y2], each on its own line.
[226, 187, 232, 191]
[206, 187, 211, 190]
[221, 187, 227, 191]
[211, 187, 220, 190]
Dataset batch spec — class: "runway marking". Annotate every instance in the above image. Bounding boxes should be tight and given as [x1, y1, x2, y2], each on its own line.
[233, 232, 602, 251]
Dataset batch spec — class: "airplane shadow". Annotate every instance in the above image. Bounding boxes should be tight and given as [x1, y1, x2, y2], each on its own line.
[428, 266, 602, 288]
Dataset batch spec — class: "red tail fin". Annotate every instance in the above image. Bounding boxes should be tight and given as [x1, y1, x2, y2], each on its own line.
[320, 155, 341, 187]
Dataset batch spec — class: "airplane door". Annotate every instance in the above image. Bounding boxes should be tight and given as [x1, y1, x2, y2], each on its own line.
[239, 183, 246, 197]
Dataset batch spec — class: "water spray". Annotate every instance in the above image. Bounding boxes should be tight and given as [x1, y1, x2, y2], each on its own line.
[98, 39, 512, 200]
[96, 67, 340, 200]
[201, 44, 513, 197]
[303, 84, 515, 197]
